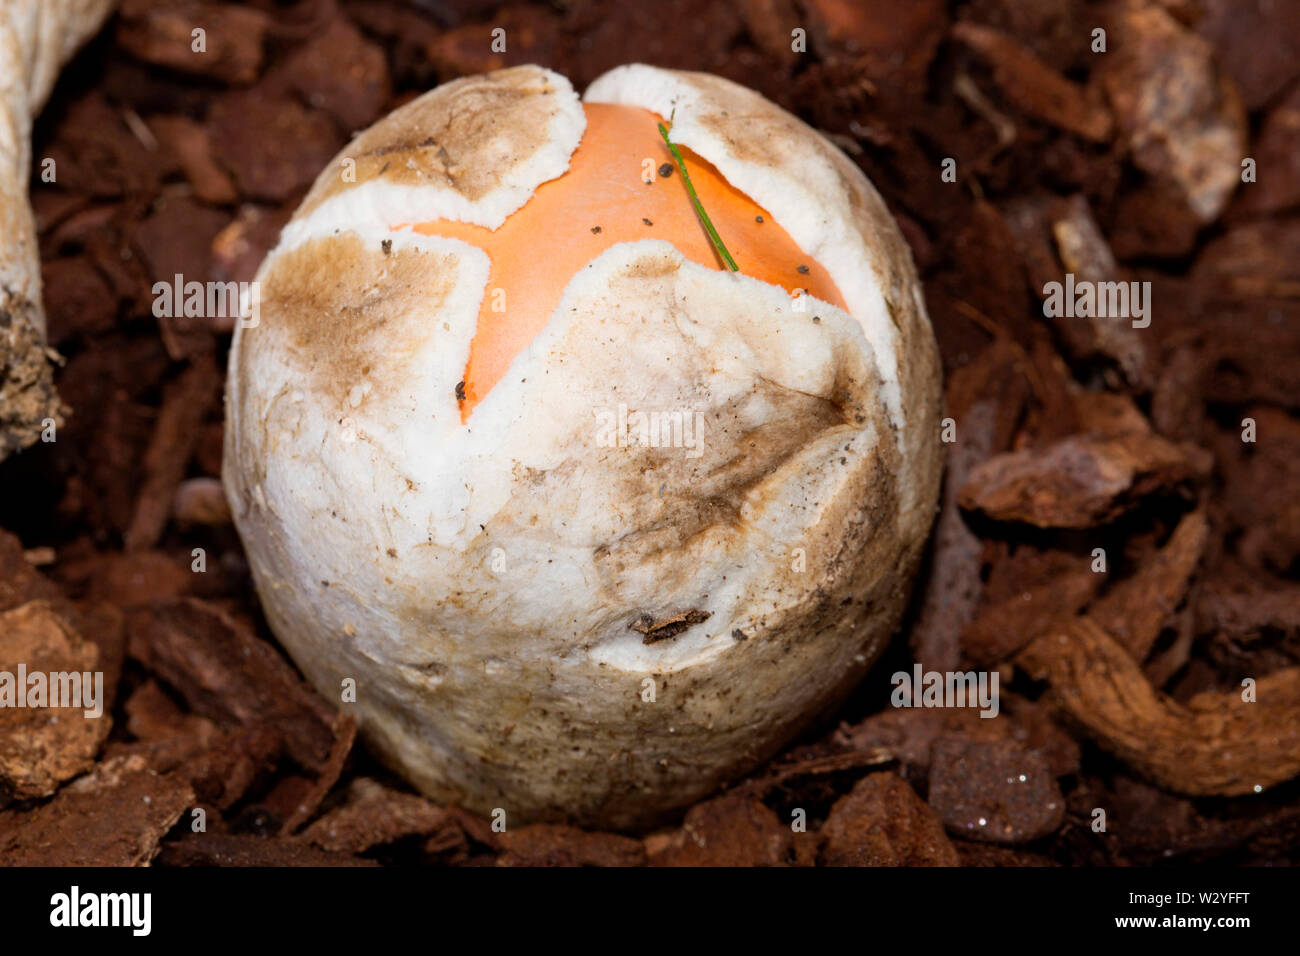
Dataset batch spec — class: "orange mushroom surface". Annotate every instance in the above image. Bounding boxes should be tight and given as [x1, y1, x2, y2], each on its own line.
[408, 103, 846, 416]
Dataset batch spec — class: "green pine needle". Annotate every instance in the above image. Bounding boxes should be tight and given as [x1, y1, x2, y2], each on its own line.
[658, 113, 739, 273]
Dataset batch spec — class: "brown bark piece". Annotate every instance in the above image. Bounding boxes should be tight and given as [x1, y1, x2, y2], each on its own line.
[832, 694, 1080, 781]
[959, 431, 1211, 528]
[1089, 509, 1209, 662]
[149, 115, 238, 204]
[1099, 0, 1247, 222]
[955, 840, 1057, 866]
[207, 87, 342, 201]
[0, 754, 192, 865]
[961, 561, 1101, 665]
[42, 93, 168, 201]
[0, 601, 110, 800]
[272, 15, 391, 132]
[833, 707, 1000, 775]
[41, 255, 117, 345]
[429, 6, 563, 80]
[1072, 390, 1152, 439]
[1019, 617, 1300, 796]
[117, 0, 270, 85]
[0, 531, 66, 611]
[820, 772, 959, 866]
[1212, 407, 1300, 574]
[280, 712, 356, 832]
[125, 598, 340, 772]
[1193, 220, 1300, 302]
[123, 355, 222, 551]
[647, 791, 794, 866]
[1196, 0, 1300, 111]
[116, 679, 282, 812]
[802, 0, 948, 90]
[1198, 584, 1300, 644]
[1234, 82, 1300, 216]
[1049, 195, 1148, 384]
[300, 777, 446, 854]
[962, 0, 1089, 68]
[927, 735, 1065, 843]
[910, 339, 1028, 671]
[498, 824, 646, 867]
[953, 22, 1113, 142]
[132, 200, 231, 359]
[81, 550, 198, 607]
[736, 0, 801, 68]
[158, 833, 376, 867]
[113, 724, 281, 811]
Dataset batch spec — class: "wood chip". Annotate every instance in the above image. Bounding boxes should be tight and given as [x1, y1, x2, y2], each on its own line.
[300, 777, 446, 854]
[158, 832, 376, 867]
[910, 339, 1029, 671]
[647, 791, 795, 866]
[1088, 509, 1208, 662]
[0, 754, 192, 865]
[927, 735, 1065, 843]
[1018, 617, 1300, 796]
[953, 22, 1113, 141]
[959, 431, 1211, 528]
[0, 601, 110, 800]
[821, 772, 959, 866]
[125, 598, 341, 772]
[1099, 1, 1247, 222]
[117, 0, 269, 85]
[123, 355, 223, 551]
[497, 824, 646, 867]
[1049, 194, 1148, 385]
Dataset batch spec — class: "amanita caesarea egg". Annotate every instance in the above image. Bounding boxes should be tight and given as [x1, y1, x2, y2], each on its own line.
[223, 64, 942, 828]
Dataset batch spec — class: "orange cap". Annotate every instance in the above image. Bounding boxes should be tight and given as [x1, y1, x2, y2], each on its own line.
[410, 103, 845, 417]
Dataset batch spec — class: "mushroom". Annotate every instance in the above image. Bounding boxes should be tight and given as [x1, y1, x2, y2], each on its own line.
[0, 0, 116, 459]
[224, 64, 942, 829]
